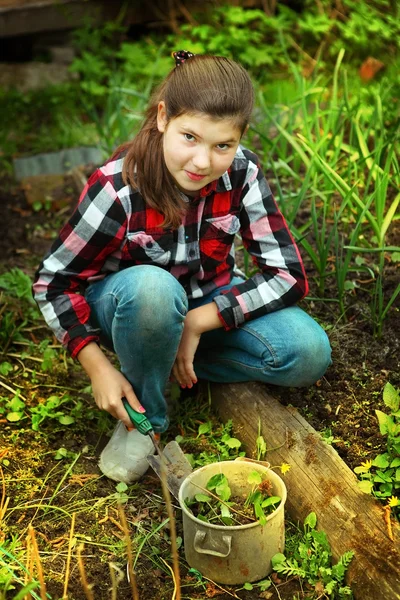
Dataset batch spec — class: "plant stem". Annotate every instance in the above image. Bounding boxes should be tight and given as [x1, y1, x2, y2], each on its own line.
[63, 512, 76, 599]
[76, 544, 94, 600]
[0, 378, 27, 401]
[190, 481, 251, 520]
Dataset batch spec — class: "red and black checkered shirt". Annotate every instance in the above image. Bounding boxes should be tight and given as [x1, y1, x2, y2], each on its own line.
[33, 146, 308, 357]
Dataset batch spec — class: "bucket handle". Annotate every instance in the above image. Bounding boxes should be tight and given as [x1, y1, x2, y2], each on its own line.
[194, 531, 232, 558]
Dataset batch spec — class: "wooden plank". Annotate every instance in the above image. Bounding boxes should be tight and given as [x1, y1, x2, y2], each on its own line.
[0, 0, 117, 37]
[210, 381, 400, 600]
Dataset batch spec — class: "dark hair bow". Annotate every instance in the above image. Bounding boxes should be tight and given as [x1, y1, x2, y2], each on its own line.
[172, 50, 195, 67]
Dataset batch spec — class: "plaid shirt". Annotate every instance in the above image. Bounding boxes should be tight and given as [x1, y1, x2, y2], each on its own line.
[33, 146, 308, 358]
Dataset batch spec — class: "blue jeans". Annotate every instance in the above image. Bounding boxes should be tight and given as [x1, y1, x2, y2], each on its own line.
[85, 265, 331, 432]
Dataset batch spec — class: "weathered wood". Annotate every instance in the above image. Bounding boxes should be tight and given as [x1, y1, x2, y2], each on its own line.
[210, 381, 400, 600]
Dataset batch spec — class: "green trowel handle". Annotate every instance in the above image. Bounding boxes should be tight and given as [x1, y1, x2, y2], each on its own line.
[122, 398, 153, 435]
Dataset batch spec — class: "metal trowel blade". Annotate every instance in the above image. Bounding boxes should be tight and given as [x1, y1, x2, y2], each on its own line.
[147, 440, 193, 500]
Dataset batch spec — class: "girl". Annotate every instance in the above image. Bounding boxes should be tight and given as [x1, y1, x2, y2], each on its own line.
[33, 51, 331, 484]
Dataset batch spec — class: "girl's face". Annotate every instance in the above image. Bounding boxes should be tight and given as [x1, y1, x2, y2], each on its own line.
[157, 102, 243, 197]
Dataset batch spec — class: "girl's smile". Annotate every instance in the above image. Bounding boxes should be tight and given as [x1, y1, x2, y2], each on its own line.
[157, 102, 242, 196]
[185, 171, 207, 182]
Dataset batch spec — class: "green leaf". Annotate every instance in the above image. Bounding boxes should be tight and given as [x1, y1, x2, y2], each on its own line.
[304, 512, 317, 529]
[198, 422, 211, 436]
[248, 470, 262, 485]
[373, 469, 392, 483]
[0, 361, 13, 376]
[375, 410, 391, 435]
[259, 579, 272, 591]
[54, 447, 68, 460]
[390, 458, 400, 468]
[358, 480, 374, 494]
[383, 382, 399, 412]
[271, 553, 286, 567]
[188, 568, 203, 581]
[254, 499, 266, 525]
[12, 581, 40, 600]
[224, 437, 241, 449]
[372, 453, 390, 468]
[8, 397, 25, 411]
[256, 435, 267, 458]
[6, 411, 22, 422]
[243, 582, 253, 590]
[206, 473, 227, 490]
[262, 496, 281, 508]
[194, 493, 211, 503]
[220, 503, 231, 519]
[354, 465, 371, 474]
[58, 415, 75, 425]
[197, 514, 208, 522]
[116, 482, 128, 493]
[216, 482, 231, 502]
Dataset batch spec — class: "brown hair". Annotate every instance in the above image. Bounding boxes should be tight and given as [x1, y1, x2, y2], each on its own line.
[119, 54, 254, 229]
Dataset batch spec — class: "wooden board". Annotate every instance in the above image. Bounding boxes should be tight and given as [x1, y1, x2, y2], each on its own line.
[210, 381, 400, 600]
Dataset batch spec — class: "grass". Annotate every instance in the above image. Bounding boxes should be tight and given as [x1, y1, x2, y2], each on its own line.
[250, 52, 400, 334]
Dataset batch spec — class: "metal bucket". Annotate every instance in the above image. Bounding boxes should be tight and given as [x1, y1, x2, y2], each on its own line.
[179, 460, 286, 584]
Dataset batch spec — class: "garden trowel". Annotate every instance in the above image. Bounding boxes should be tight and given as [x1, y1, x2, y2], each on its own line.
[122, 399, 192, 499]
[147, 440, 193, 499]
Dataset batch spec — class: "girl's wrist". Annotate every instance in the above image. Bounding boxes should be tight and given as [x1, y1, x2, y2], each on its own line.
[77, 342, 114, 378]
[186, 302, 223, 335]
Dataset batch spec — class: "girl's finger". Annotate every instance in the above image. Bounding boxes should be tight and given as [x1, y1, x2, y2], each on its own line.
[123, 388, 146, 414]
[179, 359, 196, 388]
[174, 359, 189, 388]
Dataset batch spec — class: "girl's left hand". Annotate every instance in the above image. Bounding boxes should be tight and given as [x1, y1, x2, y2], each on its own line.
[172, 315, 200, 388]
[172, 303, 222, 388]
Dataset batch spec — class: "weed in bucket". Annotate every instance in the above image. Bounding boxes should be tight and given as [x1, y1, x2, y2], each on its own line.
[185, 470, 281, 527]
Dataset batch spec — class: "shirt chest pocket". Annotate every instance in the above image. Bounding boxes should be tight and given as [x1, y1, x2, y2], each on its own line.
[200, 214, 241, 261]
[124, 229, 174, 266]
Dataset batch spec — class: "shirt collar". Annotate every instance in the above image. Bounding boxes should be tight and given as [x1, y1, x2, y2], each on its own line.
[181, 169, 232, 202]
[201, 169, 232, 197]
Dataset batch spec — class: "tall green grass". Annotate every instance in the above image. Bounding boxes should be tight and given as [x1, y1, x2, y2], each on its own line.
[253, 51, 400, 334]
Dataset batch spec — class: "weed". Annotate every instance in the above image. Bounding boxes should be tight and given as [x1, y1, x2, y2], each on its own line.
[354, 382, 400, 519]
[0, 393, 25, 423]
[185, 470, 281, 527]
[320, 428, 340, 446]
[177, 418, 245, 467]
[272, 512, 354, 599]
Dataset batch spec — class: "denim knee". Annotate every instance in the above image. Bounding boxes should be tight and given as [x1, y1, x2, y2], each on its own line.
[115, 265, 188, 328]
[284, 327, 332, 387]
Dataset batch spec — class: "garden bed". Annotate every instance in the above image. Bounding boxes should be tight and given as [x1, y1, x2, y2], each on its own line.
[0, 169, 399, 599]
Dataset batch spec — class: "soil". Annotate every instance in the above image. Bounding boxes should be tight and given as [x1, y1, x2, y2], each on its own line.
[0, 171, 399, 600]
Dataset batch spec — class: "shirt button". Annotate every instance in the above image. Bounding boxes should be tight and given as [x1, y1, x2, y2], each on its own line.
[146, 242, 153, 248]
[189, 249, 196, 257]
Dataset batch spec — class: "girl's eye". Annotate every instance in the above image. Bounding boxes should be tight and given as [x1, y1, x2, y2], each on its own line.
[184, 133, 195, 142]
[217, 144, 230, 150]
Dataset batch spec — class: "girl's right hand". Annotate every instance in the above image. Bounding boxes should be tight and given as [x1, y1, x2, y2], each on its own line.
[77, 342, 145, 428]
[91, 365, 145, 428]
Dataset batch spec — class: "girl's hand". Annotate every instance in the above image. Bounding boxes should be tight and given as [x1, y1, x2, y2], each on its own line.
[172, 317, 200, 388]
[172, 303, 223, 388]
[77, 342, 145, 428]
[91, 365, 144, 428]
